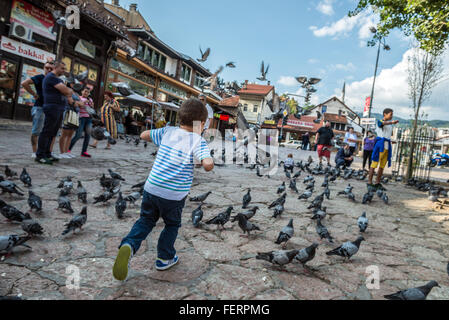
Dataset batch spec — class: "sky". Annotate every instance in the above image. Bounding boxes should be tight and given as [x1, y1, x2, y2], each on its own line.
[116, 0, 449, 121]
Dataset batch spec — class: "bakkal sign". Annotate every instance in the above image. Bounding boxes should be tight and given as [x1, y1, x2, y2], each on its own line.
[0, 36, 55, 64]
[286, 119, 315, 129]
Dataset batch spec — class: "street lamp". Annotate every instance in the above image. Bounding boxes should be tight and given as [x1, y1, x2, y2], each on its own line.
[367, 27, 391, 119]
[295, 76, 321, 104]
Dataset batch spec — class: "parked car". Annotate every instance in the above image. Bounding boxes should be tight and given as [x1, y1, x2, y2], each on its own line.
[430, 153, 449, 167]
[280, 140, 303, 149]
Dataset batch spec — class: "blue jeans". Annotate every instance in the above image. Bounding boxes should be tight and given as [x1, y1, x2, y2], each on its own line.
[69, 117, 92, 153]
[336, 158, 353, 168]
[36, 106, 64, 159]
[120, 191, 186, 260]
[31, 106, 45, 136]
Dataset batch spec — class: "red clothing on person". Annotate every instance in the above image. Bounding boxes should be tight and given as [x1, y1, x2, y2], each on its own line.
[317, 144, 332, 158]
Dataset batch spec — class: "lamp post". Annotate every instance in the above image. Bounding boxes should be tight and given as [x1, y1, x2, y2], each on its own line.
[367, 27, 391, 119]
[296, 77, 321, 105]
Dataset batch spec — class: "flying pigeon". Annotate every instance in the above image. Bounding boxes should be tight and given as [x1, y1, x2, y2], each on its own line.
[0, 199, 31, 222]
[115, 192, 127, 219]
[4, 166, 17, 179]
[108, 169, 125, 181]
[316, 219, 334, 243]
[326, 236, 365, 260]
[190, 191, 212, 203]
[225, 62, 236, 68]
[124, 192, 141, 206]
[58, 190, 74, 214]
[62, 207, 88, 235]
[236, 213, 260, 236]
[384, 281, 440, 300]
[21, 219, 44, 236]
[275, 219, 294, 248]
[0, 235, 32, 255]
[357, 212, 369, 233]
[295, 243, 319, 267]
[257, 61, 270, 82]
[77, 181, 87, 204]
[256, 249, 299, 267]
[242, 189, 252, 208]
[205, 206, 233, 229]
[19, 168, 32, 187]
[191, 204, 204, 228]
[198, 46, 211, 62]
[277, 182, 286, 194]
[27, 190, 42, 213]
[269, 193, 287, 209]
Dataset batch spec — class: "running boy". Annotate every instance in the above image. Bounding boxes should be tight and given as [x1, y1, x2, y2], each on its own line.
[113, 98, 214, 281]
[368, 108, 399, 191]
[284, 154, 294, 173]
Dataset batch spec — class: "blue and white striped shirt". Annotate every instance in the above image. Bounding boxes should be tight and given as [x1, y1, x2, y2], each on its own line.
[144, 126, 211, 201]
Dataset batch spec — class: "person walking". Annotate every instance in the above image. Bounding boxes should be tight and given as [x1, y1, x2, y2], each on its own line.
[302, 132, 310, 150]
[21, 61, 54, 158]
[315, 121, 334, 165]
[90, 91, 120, 150]
[35, 61, 73, 165]
[344, 127, 359, 155]
[362, 130, 376, 171]
[69, 87, 93, 158]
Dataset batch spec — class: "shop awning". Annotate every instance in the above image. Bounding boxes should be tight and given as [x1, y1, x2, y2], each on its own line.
[215, 105, 239, 117]
[157, 101, 180, 112]
[113, 92, 156, 104]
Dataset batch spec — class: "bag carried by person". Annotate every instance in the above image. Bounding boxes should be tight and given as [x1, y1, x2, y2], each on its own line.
[63, 107, 79, 129]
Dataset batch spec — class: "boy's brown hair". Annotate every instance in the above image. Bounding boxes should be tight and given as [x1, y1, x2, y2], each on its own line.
[178, 98, 208, 127]
[383, 108, 393, 116]
[288, 154, 293, 158]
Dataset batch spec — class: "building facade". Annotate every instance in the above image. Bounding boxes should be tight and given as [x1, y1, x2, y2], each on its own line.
[238, 81, 275, 125]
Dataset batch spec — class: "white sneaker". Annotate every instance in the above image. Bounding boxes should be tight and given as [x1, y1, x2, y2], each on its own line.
[68, 153, 76, 158]
[58, 154, 69, 159]
[31, 153, 36, 158]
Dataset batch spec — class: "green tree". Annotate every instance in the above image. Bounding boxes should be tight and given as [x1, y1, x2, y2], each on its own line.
[286, 98, 298, 114]
[350, 0, 449, 53]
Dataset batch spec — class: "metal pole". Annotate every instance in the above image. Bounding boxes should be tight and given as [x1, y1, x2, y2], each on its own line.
[368, 40, 382, 119]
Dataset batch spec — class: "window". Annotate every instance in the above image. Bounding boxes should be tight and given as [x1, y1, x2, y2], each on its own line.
[181, 64, 191, 82]
[253, 105, 258, 113]
[194, 73, 205, 88]
[341, 124, 346, 131]
[243, 104, 248, 112]
[139, 44, 167, 71]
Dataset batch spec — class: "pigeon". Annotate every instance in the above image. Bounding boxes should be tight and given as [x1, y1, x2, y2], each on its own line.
[58, 190, 74, 213]
[58, 176, 73, 193]
[0, 199, 31, 222]
[108, 169, 125, 181]
[289, 179, 299, 193]
[257, 61, 270, 82]
[303, 176, 314, 184]
[19, 168, 32, 187]
[293, 171, 301, 179]
[311, 207, 327, 220]
[347, 191, 356, 202]
[143, 141, 148, 149]
[323, 186, 330, 200]
[4, 166, 17, 179]
[62, 207, 87, 235]
[357, 212, 369, 233]
[277, 182, 286, 194]
[225, 62, 236, 68]
[382, 193, 389, 204]
[242, 189, 251, 208]
[100, 174, 119, 191]
[132, 181, 146, 190]
[27, 190, 42, 213]
[285, 171, 291, 179]
[447, 262, 449, 277]
[316, 219, 334, 243]
[205, 206, 233, 229]
[326, 236, 365, 260]
[269, 193, 287, 209]
[305, 181, 315, 191]
[338, 184, 353, 195]
[232, 206, 259, 222]
[197, 46, 210, 62]
[256, 249, 299, 267]
[295, 243, 319, 267]
[236, 213, 260, 236]
[308, 195, 324, 210]
[77, 181, 87, 204]
[124, 192, 141, 206]
[256, 166, 263, 177]
[275, 219, 294, 248]
[298, 190, 313, 200]
[93, 191, 114, 205]
[0, 235, 32, 255]
[0, 178, 24, 196]
[268, 201, 284, 218]
[21, 219, 44, 236]
[376, 189, 384, 198]
[191, 204, 204, 227]
[384, 281, 440, 300]
[190, 191, 212, 203]
[115, 192, 127, 219]
[362, 191, 374, 204]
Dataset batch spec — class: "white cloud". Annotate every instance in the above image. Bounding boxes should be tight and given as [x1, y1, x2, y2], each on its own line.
[277, 76, 298, 87]
[310, 11, 378, 40]
[330, 62, 356, 72]
[308, 58, 319, 64]
[316, 0, 335, 16]
[334, 48, 449, 121]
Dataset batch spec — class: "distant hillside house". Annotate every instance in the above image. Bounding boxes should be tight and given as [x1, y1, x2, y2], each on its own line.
[238, 81, 275, 125]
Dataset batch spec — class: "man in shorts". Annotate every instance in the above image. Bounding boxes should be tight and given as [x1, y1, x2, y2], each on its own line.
[315, 121, 334, 165]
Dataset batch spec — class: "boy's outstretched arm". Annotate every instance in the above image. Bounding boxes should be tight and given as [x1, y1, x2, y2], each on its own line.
[202, 158, 214, 172]
[140, 130, 152, 142]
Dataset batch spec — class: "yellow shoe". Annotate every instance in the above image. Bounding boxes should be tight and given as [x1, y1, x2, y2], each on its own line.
[113, 244, 132, 281]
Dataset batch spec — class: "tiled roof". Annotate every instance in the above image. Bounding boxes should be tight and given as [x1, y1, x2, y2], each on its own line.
[219, 96, 240, 107]
[238, 84, 274, 96]
[324, 113, 347, 124]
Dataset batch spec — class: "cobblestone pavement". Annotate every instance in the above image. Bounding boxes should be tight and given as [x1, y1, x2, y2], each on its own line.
[0, 129, 448, 300]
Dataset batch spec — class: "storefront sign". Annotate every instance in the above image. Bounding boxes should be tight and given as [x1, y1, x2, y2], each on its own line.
[286, 119, 315, 128]
[0, 36, 55, 64]
[264, 120, 276, 125]
[363, 96, 371, 117]
[10, 0, 56, 41]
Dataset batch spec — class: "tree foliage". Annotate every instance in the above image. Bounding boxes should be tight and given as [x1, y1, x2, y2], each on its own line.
[350, 0, 449, 53]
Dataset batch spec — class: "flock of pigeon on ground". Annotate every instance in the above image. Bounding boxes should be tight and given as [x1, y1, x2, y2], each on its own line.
[1, 144, 448, 299]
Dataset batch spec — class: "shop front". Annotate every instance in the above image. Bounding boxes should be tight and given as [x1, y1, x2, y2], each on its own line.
[0, 0, 57, 120]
